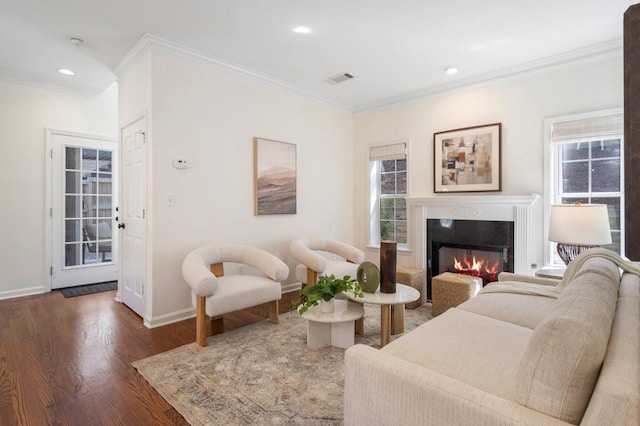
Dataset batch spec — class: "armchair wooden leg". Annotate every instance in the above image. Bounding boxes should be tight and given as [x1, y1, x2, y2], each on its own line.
[196, 295, 208, 347]
[306, 269, 319, 286]
[268, 300, 280, 324]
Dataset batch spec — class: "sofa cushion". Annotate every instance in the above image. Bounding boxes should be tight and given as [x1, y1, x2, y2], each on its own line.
[383, 308, 533, 401]
[581, 272, 640, 425]
[458, 290, 556, 329]
[515, 258, 620, 424]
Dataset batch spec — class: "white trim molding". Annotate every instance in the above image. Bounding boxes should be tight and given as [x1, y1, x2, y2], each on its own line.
[114, 34, 350, 112]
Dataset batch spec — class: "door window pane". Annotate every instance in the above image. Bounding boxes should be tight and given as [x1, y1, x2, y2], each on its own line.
[65, 219, 81, 243]
[65, 171, 81, 194]
[82, 149, 97, 172]
[97, 173, 112, 194]
[65, 147, 80, 169]
[98, 150, 112, 172]
[83, 195, 98, 217]
[65, 195, 81, 218]
[97, 196, 112, 217]
[65, 243, 83, 266]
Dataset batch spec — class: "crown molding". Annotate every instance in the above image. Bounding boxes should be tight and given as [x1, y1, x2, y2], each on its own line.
[0, 68, 110, 99]
[353, 38, 623, 114]
[114, 34, 351, 113]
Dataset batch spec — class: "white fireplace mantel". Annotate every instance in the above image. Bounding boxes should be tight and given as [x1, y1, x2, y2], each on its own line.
[407, 194, 540, 275]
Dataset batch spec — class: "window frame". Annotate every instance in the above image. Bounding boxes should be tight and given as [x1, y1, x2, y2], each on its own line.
[369, 141, 409, 251]
[543, 108, 624, 266]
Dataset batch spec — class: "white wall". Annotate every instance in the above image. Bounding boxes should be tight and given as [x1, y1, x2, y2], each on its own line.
[353, 54, 624, 269]
[143, 54, 354, 323]
[0, 80, 118, 299]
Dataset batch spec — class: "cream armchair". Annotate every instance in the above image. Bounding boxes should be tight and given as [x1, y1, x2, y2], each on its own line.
[289, 238, 365, 286]
[182, 244, 289, 347]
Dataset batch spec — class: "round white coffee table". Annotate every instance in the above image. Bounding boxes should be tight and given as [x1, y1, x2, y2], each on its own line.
[300, 299, 364, 349]
[346, 283, 420, 347]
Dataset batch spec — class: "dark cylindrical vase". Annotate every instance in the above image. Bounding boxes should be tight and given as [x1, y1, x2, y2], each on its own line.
[379, 241, 397, 293]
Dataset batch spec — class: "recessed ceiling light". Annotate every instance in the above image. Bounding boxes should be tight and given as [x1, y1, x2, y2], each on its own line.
[57, 68, 75, 76]
[292, 26, 312, 34]
[444, 67, 459, 75]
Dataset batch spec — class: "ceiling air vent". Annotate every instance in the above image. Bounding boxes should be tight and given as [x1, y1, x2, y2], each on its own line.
[326, 73, 355, 85]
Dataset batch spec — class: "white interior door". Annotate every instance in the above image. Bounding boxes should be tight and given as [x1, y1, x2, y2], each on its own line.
[119, 118, 147, 317]
[49, 131, 118, 289]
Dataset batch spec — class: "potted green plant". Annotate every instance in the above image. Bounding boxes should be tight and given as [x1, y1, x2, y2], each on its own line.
[293, 274, 364, 315]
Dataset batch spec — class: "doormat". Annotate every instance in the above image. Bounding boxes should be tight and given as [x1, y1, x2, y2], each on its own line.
[60, 281, 117, 298]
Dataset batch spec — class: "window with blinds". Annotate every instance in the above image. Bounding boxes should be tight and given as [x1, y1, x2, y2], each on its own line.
[548, 111, 624, 259]
[369, 142, 408, 248]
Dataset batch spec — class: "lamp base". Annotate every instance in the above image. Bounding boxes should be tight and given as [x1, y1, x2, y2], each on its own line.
[556, 243, 598, 265]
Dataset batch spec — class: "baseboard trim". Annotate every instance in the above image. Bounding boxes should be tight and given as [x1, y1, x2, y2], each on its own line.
[142, 283, 302, 329]
[282, 282, 302, 293]
[143, 306, 196, 329]
[0, 286, 46, 301]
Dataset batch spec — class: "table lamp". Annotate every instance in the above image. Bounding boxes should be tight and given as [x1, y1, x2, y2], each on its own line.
[548, 203, 612, 265]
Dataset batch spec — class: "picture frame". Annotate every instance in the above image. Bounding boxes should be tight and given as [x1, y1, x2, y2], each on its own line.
[434, 123, 502, 193]
[253, 137, 297, 215]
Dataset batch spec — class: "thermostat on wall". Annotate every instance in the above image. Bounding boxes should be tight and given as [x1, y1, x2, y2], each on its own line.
[172, 158, 189, 169]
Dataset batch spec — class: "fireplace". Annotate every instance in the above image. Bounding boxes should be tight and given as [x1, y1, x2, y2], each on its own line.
[427, 219, 515, 299]
[407, 194, 539, 301]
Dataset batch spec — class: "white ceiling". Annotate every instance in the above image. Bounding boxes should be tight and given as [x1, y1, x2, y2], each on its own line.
[0, 0, 634, 111]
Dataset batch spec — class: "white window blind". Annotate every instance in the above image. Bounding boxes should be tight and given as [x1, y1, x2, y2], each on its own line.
[370, 143, 407, 161]
[551, 114, 623, 142]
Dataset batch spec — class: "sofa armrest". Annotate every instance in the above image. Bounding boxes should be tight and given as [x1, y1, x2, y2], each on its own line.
[498, 272, 560, 286]
[344, 344, 570, 426]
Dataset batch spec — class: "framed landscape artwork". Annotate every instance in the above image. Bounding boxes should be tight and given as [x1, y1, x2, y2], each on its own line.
[434, 123, 502, 193]
[253, 137, 297, 215]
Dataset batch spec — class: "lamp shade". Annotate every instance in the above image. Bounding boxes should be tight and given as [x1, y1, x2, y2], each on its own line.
[548, 204, 612, 246]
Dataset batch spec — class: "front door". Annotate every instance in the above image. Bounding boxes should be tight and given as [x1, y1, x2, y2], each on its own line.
[49, 130, 118, 289]
[119, 118, 147, 318]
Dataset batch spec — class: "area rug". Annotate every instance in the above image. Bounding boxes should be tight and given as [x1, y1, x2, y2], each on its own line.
[132, 303, 432, 425]
[59, 281, 117, 298]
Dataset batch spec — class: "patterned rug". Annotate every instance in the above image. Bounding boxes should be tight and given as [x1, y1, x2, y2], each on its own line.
[133, 302, 432, 425]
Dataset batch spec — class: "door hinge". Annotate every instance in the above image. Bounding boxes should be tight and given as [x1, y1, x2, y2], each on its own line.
[50, 149, 53, 159]
[50, 266, 53, 276]
[50, 207, 53, 217]
[142, 208, 146, 219]
[141, 131, 146, 143]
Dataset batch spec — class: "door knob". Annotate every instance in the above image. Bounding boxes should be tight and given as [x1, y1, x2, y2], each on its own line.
[118, 223, 125, 229]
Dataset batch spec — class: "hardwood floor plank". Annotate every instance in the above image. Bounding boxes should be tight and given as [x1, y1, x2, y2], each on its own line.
[0, 289, 299, 425]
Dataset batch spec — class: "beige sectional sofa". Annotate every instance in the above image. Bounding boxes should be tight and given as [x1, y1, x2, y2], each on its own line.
[344, 255, 640, 425]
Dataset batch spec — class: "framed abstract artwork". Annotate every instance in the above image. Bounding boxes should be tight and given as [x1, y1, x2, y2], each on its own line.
[253, 137, 297, 215]
[434, 123, 502, 193]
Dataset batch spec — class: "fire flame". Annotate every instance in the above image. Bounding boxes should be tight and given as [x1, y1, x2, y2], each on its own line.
[453, 255, 499, 275]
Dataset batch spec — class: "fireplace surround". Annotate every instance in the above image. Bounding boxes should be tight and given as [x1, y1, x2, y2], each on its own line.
[407, 194, 539, 299]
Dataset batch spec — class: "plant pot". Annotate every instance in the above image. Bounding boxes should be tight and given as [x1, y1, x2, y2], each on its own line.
[319, 299, 335, 313]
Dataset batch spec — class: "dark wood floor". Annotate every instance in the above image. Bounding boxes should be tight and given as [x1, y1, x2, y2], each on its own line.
[0, 289, 298, 425]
